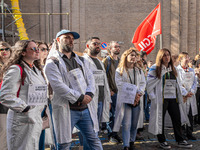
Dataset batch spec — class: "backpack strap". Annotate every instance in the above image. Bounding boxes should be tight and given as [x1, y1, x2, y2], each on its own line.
[15, 64, 23, 98]
[78, 56, 85, 63]
[106, 56, 111, 74]
[49, 57, 59, 69]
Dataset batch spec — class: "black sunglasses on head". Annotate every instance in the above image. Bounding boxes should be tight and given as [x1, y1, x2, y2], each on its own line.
[0, 48, 10, 51]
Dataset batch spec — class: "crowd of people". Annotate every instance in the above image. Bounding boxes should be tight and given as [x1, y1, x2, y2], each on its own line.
[0, 29, 200, 150]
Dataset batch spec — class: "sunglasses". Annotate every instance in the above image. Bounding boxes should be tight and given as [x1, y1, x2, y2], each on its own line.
[30, 47, 39, 52]
[0, 48, 10, 51]
[92, 42, 101, 46]
[40, 48, 49, 51]
[114, 45, 121, 48]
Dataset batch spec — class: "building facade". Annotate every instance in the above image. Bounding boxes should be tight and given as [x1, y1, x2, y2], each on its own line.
[1, 0, 200, 61]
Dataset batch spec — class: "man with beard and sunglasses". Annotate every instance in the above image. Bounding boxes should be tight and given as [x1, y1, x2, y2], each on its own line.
[79, 37, 111, 149]
[83, 37, 111, 128]
[102, 41, 122, 144]
[44, 30, 103, 150]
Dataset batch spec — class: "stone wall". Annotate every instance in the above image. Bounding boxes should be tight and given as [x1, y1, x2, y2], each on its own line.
[2, 0, 200, 62]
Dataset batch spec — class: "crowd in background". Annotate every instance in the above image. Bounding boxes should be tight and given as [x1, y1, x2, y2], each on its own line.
[0, 29, 200, 150]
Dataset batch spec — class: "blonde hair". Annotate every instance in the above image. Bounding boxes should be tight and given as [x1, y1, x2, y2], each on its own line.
[178, 52, 188, 62]
[118, 47, 138, 76]
[194, 54, 200, 61]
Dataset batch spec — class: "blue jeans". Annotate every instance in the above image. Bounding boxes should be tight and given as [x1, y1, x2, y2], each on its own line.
[58, 143, 71, 150]
[97, 102, 103, 123]
[70, 108, 103, 150]
[144, 90, 151, 121]
[107, 93, 117, 135]
[79, 102, 103, 150]
[122, 104, 140, 147]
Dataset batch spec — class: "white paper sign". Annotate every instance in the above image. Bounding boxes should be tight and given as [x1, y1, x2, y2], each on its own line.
[93, 70, 104, 86]
[68, 68, 87, 94]
[164, 79, 176, 99]
[28, 84, 48, 105]
[118, 82, 137, 104]
[183, 72, 194, 90]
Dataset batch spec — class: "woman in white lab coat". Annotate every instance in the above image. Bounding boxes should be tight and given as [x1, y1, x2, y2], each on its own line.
[147, 48, 192, 149]
[113, 48, 146, 150]
[0, 40, 47, 150]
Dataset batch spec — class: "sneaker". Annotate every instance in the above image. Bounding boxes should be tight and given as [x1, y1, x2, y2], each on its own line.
[109, 137, 118, 144]
[113, 134, 122, 143]
[159, 142, 171, 149]
[109, 134, 122, 144]
[178, 140, 193, 148]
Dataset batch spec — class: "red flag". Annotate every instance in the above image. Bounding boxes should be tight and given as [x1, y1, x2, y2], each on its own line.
[132, 3, 161, 55]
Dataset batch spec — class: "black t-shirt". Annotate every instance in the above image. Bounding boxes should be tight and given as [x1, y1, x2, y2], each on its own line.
[90, 57, 105, 102]
[114, 59, 119, 69]
[62, 53, 87, 110]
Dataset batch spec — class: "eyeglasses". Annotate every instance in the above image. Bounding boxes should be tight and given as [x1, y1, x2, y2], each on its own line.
[30, 47, 39, 52]
[114, 45, 121, 48]
[0, 48, 10, 51]
[40, 48, 49, 51]
[92, 42, 101, 46]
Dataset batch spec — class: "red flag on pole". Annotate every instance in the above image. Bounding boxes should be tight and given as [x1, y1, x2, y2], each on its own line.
[132, 3, 161, 55]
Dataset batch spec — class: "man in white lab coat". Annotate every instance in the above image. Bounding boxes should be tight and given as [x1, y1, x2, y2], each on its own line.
[44, 30, 103, 150]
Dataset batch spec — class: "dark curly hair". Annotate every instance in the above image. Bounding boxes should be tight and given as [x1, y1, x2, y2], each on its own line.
[1, 40, 44, 84]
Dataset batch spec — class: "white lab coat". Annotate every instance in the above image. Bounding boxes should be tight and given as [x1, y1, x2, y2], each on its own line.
[83, 53, 111, 123]
[113, 67, 146, 132]
[44, 50, 97, 144]
[176, 65, 198, 116]
[147, 64, 190, 135]
[0, 63, 46, 150]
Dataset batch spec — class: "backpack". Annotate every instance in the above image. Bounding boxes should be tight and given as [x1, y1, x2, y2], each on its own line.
[0, 64, 23, 98]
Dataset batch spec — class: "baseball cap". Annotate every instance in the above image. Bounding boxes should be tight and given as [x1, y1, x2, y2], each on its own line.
[56, 29, 80, 39]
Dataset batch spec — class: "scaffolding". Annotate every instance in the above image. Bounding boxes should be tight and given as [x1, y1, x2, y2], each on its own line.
[0, 0, 70, 43]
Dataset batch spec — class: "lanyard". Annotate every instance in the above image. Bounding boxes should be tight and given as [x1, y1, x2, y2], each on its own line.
[128, 68, 136, 84]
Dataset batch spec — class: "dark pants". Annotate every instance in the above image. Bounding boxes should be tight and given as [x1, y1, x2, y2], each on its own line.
[182, 106, 194, 138]
[195, 87, 200, 124]
[106, 93, 118, 136]
[157, 99, 184, 143]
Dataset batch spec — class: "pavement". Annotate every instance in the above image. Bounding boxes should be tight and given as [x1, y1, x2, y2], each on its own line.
[70, 122, 200, 150]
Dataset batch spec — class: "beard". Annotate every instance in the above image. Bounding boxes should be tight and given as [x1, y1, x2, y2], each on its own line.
[90, 47, 100, 56]
[61, 43, 74, 52]
[114, 51, 120, 55]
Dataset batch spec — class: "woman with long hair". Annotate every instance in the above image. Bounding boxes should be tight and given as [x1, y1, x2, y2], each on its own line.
[0, 41, 13, 150]
[113, 48, 146, 150]
[0, 40, 47, 150]
[36, 41, 49, 67]
[147, 48, 192, 149]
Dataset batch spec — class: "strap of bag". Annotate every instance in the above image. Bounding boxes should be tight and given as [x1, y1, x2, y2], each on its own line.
[15, 64, 23, 98]
[106, 56, 111, 74]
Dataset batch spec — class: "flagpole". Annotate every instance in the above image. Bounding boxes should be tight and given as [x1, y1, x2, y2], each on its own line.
[160, 0, 163, 49]
[160, 34, 162, 49]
